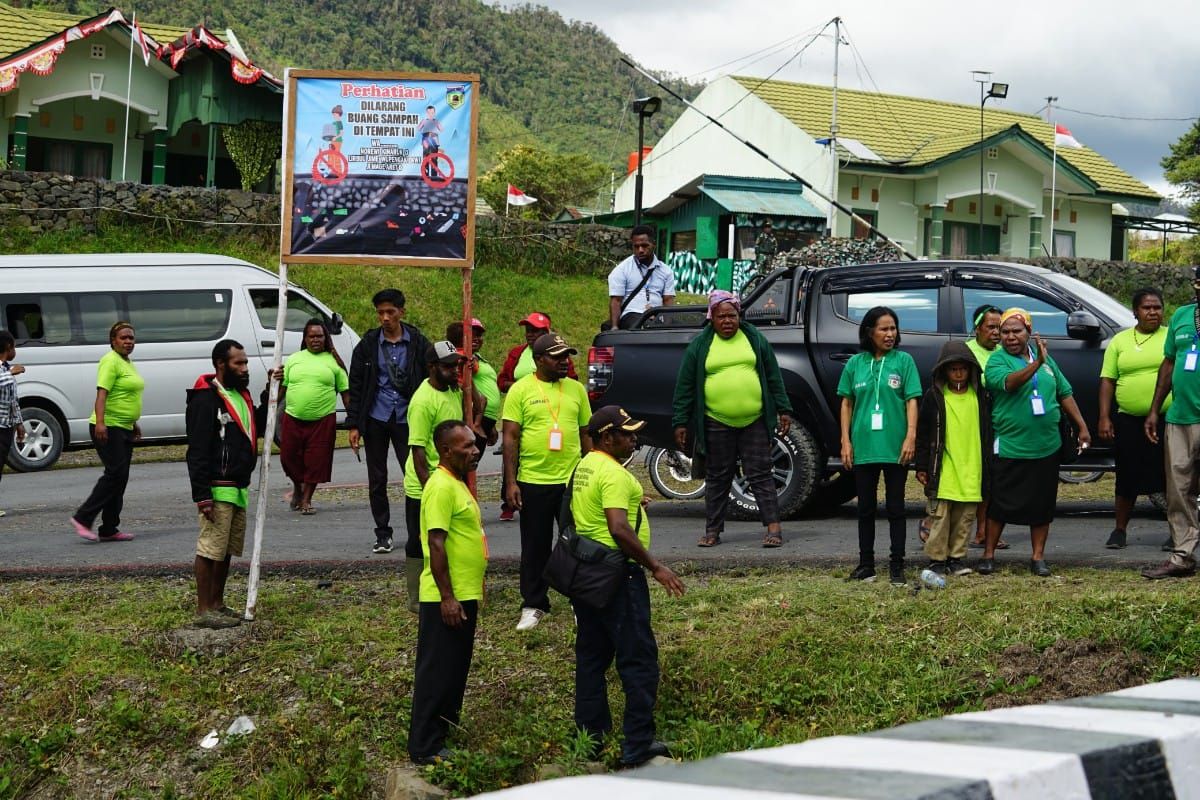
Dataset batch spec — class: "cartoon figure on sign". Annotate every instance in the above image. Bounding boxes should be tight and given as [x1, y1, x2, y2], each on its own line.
[420, 105, 443, 179]
[312, 104, 349, 186]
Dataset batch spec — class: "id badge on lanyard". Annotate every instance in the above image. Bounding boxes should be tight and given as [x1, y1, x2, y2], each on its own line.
[1029, 346, 1046, 415]
[871, 408, 884, 430]
[548, 425, 563, 451]
[1186, 338, 1198, 372]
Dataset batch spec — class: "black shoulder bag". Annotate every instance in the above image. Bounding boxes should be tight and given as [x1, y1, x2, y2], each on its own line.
[599, 262, 657, 332]
[542, 470, 635, 608]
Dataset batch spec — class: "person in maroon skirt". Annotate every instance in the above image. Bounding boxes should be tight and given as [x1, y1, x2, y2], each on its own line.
[279, 319, 350, 514]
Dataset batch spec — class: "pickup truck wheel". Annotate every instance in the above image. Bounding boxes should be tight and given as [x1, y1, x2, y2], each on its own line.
[804, 470, 858, 514]
[728, 426, 820, 521]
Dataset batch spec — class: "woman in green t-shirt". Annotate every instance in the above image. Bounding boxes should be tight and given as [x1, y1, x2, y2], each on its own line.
[71, 322, 144, 542]
[279, 319, 350, 514]
[836, 306, 922, 585]
[1097, 287, 1168, 550]
[672, 292, 793, 548]
[980, 308, 1091, 578]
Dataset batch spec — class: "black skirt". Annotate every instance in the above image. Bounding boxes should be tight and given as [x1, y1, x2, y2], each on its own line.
[988, 452, 1059, 526]
[1114, 412, 1165, 498]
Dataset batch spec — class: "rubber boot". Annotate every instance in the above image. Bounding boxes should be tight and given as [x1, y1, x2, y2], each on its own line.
[405, 557, 423, 614]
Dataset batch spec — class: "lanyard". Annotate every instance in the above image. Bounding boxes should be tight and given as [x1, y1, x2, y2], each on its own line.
[533, 377, 564, 429]
[872, 352, 889, 411]
[1027, 346, 1045, 397]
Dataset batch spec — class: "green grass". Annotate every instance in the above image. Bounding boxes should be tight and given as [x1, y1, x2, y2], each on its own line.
[3, 568, 1200, 798]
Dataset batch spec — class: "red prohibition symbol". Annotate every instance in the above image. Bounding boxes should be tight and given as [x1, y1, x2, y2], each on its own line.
[421, 152, 455, 189]
[312, 148, 349, 186]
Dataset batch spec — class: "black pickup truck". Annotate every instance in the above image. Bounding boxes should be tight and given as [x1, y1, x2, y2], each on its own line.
[585, 260, 1133, 517]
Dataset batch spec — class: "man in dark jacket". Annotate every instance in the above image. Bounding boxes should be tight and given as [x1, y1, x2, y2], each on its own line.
[185, 339, 269, 629]
[346, 289, 433, 555]
[914, 341, 991, 577]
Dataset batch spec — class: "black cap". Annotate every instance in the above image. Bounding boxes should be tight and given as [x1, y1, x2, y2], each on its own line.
[587, 405, 646, 437]
[532, 333, 577, 357]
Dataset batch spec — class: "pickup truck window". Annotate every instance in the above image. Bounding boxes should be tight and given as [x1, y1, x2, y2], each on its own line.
[834, 288, 939, 332]
[963, 287, 1067, 337]
[744, 276, 792, 323]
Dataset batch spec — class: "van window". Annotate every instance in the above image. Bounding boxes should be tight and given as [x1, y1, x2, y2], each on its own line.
[79, 294, 120, 344]
[126, 291, 232, 343]
[4, 295, 71, 344]
[250, 289, 325, 331]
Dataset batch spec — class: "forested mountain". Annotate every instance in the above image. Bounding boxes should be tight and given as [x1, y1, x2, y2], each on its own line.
[32, 0, 697, 171]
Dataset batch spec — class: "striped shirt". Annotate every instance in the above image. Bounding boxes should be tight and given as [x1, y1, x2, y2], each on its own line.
[0, 361, 21, 429]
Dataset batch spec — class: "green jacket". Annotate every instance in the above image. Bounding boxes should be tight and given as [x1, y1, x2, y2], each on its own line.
[671, 321, 792, 456]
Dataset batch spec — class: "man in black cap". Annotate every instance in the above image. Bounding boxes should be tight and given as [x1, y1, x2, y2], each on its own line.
[1144, 266, 1200, 579]
[754, 222, 778, 274]
[501, 332, 591, 631]
[571, 405, 685, 767]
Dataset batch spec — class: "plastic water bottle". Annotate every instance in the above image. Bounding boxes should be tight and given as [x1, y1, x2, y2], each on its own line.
[919, 568, 946, 590]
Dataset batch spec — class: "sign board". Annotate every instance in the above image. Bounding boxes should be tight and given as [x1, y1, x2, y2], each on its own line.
[280, 69, 479, 267]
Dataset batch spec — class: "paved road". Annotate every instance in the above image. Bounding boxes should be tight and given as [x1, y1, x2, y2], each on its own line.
[0, 448, 1172, 575]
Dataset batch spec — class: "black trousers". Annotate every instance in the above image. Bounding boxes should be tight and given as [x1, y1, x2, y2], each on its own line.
[409, 599, 478, 759]
[74, 424, 134, 536]
[573, 566, 660, 766]
[517, 480, 566, 612]
[404, 495, 422, 559]
[364, 416, 409, 538]
[703, 416, 780, 534]
[854, 463, 907, 564]
[0, 426, 13, 493]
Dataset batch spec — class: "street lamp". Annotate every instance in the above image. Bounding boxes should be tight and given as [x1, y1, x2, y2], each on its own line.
[972, 72, 1008, 256]
[631, 96, 661, 227]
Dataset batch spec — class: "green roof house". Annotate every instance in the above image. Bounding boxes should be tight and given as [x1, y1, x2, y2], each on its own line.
[614, 76, 1160, 260]
[0, 3, 280, 187]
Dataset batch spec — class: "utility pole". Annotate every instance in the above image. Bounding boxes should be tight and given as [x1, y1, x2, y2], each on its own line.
[1046, 95, 1059, 256]
[827, 16, 842, 238]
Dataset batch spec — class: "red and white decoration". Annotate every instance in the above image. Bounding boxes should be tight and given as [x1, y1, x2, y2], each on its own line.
[506, 184, 538, 207]
[1054, 124, 1083, 149]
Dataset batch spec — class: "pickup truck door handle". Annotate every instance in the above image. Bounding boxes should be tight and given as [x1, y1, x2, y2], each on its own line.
[261, 340, 275, 348]
[830, 352, 853, 362]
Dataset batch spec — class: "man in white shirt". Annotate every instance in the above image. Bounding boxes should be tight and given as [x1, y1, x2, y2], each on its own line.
[608, 225, 676, 330]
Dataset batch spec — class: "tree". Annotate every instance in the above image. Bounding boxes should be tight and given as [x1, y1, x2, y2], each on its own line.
[222, 120, 281, 192]
[479, 145, 608, 220]
[1162, 120, 1200, 206]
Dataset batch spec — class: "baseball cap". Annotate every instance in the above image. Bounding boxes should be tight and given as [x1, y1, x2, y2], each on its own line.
[470, 317, 485, 331]
[431, 340, 466, 364]
[587, 406, 646, 437]
[519, 312, 551, 330]
[532, 333, 577, 357]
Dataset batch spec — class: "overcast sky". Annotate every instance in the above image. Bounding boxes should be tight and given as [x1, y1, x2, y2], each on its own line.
[531, 0, 1198, 203]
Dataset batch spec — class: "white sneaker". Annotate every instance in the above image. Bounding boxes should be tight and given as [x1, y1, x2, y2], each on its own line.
[515, 607, 545, 631]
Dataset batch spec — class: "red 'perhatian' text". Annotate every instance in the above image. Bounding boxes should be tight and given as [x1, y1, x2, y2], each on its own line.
[340, 83, 426, 99]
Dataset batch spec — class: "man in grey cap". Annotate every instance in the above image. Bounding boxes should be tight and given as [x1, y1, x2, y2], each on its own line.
[1144, 266, 1200, 579]
[571, 405, 684, 767]
[501, 333, 592, 631]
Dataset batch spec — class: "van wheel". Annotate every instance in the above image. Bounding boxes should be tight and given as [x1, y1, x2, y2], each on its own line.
[8, 407, 64, 472]
[728, 426, 820, 521]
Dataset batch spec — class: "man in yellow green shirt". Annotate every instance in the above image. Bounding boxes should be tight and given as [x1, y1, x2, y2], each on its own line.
[571, 405, 684, 767]
[409, 419, 488, 764]
[402, 340, 471, 613]
[502, 333, 591, 631]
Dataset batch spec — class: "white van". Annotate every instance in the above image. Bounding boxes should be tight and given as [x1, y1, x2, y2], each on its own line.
[0, 253, 361, 471]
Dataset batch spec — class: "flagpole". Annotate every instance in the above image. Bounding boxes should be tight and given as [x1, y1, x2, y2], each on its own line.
[122, 12, 135, 181]
[1046, 97, 1059, 257]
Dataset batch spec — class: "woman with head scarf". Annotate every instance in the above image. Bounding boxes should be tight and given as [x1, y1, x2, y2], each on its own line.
[979, 308, 1091, 577]
[672, 291, 793, 548]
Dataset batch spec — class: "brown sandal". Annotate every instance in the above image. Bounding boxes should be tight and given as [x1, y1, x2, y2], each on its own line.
[697, 534, 721, 547]
[762, 534, 783, 548]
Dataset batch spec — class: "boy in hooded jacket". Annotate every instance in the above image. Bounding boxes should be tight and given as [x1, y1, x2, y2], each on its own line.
[914, 341, 991, 576]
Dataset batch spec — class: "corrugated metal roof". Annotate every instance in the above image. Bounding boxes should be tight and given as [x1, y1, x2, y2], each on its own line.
[731, 76, 1158, 200]
[699, 185, 824, 218]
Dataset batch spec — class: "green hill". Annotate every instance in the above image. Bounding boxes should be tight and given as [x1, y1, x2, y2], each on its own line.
[32, 0, 697, 176]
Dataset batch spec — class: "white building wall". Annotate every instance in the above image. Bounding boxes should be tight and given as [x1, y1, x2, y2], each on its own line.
[614, 76, 832, 214]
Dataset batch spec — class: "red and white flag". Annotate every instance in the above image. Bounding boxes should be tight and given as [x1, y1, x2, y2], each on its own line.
[1054, 124, 1082, 149]
[132, 18, 154, 66]
[506, 184, 537, 206]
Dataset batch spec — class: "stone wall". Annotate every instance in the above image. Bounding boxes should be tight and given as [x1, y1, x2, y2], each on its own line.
[955, 254, 1197, 307]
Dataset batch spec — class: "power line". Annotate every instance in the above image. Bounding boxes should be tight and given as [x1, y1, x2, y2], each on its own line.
[840, 23, 921, 155]
[684, 24, 829, 80]
[1056, 105, 1198, 123]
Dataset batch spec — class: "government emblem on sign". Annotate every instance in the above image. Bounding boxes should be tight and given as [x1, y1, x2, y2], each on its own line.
[446, 86, 465, 110]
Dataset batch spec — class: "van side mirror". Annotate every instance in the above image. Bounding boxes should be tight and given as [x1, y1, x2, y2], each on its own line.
[1067, 310, 1101, 341]
[327, 312, 344, 335]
